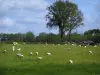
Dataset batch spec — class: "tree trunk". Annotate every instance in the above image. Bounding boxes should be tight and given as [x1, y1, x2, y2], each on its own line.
[68, 29, 71, 42]
[60, 28, 64, 42]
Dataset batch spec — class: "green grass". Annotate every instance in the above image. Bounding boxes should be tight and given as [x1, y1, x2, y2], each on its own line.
[0, 44, 100, 75]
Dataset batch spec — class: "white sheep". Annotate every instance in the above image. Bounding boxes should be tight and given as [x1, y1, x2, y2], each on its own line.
[58, 44, 60, 46]
[89, 51, 93, 54]
[3, 50, 6, 53]
[12, 46, 15, 52]
[29, 52, 33, 56]
[36, 52, 38, 55]
[16, 53, 22, 56]
[16, 53, 24, 58]
[79, 45, 81, 47]
[72, 44, 75, 46]
[17, 48, 21, 51]
[47, 52, 52, 56]
[68, 60, 73, 64]
[16, 42, 18, 45]
[84, 46, 87, 48]
[67, 48, 71, 51]
[20, 54, 24, 58]
[13, 42, 18, 45]
[16, 53, 20, 55]
[65, 44, 67, 45]
[94, 45, 97, 48]
[37, 57, 42, 60]
[13, 42, 16, 45]
[53, 44, 54, 46]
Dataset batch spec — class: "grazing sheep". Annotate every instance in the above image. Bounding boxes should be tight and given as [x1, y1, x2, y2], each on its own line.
[20, 54, 24, 58]
[58, 44, 60, 46]
[29, 52, 33, 56]
[17, 48, 21, 51]
[68, 60, 73, 64]
[79, 45, 81, 47]
[12, 46, 15, 52]
[89, 51, 93, 54]
[84, 46, 87, 48]
[94, 45, 97, 48]
[65, 44, 67, 45]
[53, 44, 54, 46]
[72, 44, 75, 46]
[16, 53, 22, 56]
[13, 42, 16, 45]
[36, 52, 38, 55]
[16, 53, 20, 57]
[37, 57, 42, 60]
[47, 52, 52, 56]
[16, 53, 24, 58]
[13, 42, 18, 45]
[3, 50, 6, 53]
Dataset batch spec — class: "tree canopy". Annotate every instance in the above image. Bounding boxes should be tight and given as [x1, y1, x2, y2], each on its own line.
[46, 0, 83, 41]
[84, 29, 100, 35]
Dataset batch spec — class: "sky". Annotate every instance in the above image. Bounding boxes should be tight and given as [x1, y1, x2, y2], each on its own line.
[0, 0, 100, 35]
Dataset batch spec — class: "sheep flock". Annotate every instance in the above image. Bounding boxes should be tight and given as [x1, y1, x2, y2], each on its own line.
[1, 41, 99, 65]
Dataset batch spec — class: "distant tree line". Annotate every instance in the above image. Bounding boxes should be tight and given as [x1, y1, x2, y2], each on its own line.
[0, 29, 100, 44]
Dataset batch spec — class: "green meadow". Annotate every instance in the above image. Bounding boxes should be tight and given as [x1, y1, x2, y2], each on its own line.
[0, 44, 100, 75]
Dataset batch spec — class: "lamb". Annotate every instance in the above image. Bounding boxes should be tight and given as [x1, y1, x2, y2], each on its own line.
[13, 42, 16, 45]
[3, 50, 6, 53]
[79, 45, 81, 47]
[37, 57, 42, 60]
[12, 46, 15, 52]
[84, 46, 87, 48]
[58, 44, 60, 46]
[16, 53, 24, 58]
[17, 48, 21, 51]
[47, 52, 52, 56]
[72, 44, 75, 46]
[94, 45, 97, 48]
[13, 42, 18, 46]
[68, 60, 73, 64]
[29, 52, 33, 56]
[20, 54, 24, 58]
[36, 52, 38, 55]
[89, 51, 93, 54]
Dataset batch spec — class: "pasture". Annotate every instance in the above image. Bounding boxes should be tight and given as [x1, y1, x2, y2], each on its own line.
[0, 43, 100, 75]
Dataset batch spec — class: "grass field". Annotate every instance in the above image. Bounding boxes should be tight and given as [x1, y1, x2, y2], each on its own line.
[0, 43, 100, 75]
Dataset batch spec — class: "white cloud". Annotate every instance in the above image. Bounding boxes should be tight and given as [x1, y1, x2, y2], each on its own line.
[0, 18, 16, 26]
[0, 0, 49, 11]
[0, 0, 49, 34]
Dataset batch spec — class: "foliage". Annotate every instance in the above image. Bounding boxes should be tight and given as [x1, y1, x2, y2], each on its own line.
[24, 31, 35, 42]
[84, 29, 100, 35]
[0, 29, 100, 44]
[46, 0, 83, 40]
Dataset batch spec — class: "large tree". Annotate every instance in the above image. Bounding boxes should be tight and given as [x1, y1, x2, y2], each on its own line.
[46, 0, 83, 41]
